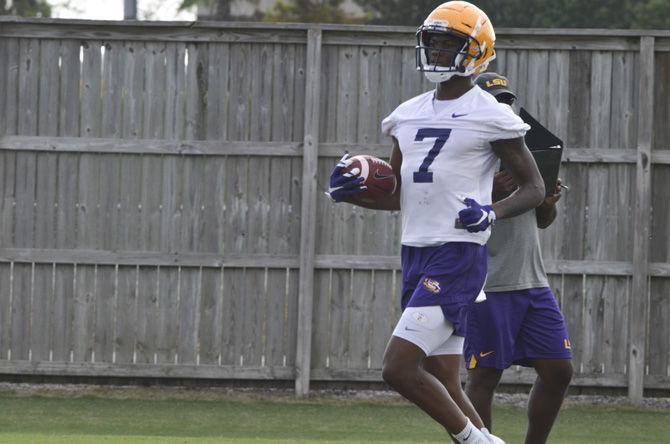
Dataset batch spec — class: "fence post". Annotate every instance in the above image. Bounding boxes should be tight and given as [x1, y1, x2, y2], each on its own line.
[295, 27, 322, 397]
[628, 35, 654, 404]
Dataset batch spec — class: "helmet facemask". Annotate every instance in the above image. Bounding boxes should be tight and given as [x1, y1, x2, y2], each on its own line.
[416, 26, 483, 83]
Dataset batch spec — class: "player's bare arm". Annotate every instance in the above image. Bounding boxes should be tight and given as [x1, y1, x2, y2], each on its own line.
[535, 178, 563, 228]
[490, 137, 545, 220]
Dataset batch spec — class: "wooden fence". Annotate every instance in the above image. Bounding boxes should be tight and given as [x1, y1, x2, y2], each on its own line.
[0, 18, 668, 400]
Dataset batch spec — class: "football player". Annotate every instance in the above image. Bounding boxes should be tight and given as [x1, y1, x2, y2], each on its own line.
[464, 72, 573, 444]
[328, 2, 545, 443]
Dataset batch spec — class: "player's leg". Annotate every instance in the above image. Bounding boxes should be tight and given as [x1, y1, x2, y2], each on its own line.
[382, 306, 490, 443]
[463, 290, 528, 430]
[425, 335, 507, 444]
[525, 358, 573, 444]
[464, 366, 503, 429]
[383, 337, 467, 433]
[514, 287, 573, 444]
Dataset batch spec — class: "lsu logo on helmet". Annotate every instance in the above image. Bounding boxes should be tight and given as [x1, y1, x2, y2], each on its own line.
[416, 1, 496, 83]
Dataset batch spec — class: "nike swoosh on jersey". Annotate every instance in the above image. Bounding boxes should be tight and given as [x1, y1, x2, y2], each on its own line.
[404, 326, 421, 332]
[451, 112, 469, 118]
[479, 351, 494, 357]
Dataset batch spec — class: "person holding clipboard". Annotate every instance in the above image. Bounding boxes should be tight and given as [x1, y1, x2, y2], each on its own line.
[464, 73, 574, 444]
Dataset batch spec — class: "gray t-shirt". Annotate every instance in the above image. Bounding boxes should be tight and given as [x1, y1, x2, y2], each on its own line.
[485, 209, 549, 292]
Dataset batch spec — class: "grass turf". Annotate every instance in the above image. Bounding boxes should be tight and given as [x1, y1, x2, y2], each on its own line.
[1, 391, 668, 443]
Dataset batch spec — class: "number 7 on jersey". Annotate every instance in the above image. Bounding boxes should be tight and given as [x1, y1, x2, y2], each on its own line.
[413, 128, 452, 183]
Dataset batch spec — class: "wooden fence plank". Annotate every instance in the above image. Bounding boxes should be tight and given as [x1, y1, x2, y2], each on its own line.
[198, 267, 223, 365]
[58, 40, 80, 137]
[0, 263, 12, 359]
[184, 42, 207, 140]
[80, 41, 102, 138]
[567, 50, 592, 149]
[17, 39, 39, 136]
[0, 39, 8, 135]
[156, 266, 179, 364]
[94, 265, 116, 363]
[629, 36, 654, 403]
[590, 52, 613, 150]
[30, 263, 52, 361]
[143, 42, 167, 139]
[349, 270, 372, 368]
[121, 41, 145, 139]
[177, 267, 200, 364]
[10, 263, 31, 360]
[51, 263, 74, 361]
[101, 41, 124, 138]
[311, 269, 331, 370]
[272, 43, 295, 141]
[648, 278, 670, 377]
[356, 46, 380, 144]
[37, 39, 59, 137]
[227, 43, 251, 140]
[291, 45, 306, 143]
[13, 152, 36, 247]
[0, 152, 15, 247]
[369, 269, 396, 369]
[135, 267, 158, 364]
[118, 155, 142, 250]
[610, 52, 637, 149]
[563, 275, 585, 374]
[266, 268, 288, 367]
[97, 154, 120, 250]
[72, 264, 95, 362]
[525, 50, 550, 124]
[205, 43, 230, 141]
[295, 28, 321, 396]
[245, 268, 265, 366]
[248, 43, 273, 142]
[652, 52, 670, 150]
[139, 155, 163, 251]
[33, 153, 57, 249]
[114, 266, 137, 364]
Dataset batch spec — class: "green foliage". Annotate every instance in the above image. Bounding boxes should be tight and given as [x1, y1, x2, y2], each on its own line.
[353, 0, 670, 29]
[178, 0, 234, 19]
[631, 0, 670, 29]
[353, 0, 442, 26]
[0, 0, 51, 17]
[265, 0, 369, 24]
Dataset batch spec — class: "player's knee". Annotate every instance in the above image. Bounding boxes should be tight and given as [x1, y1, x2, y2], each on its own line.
[538, 360, 573, 391]
[554, 362, 573, 389]
[467, 368, 502, 394]
[382, 360, 416, 389]
[381, 361, 403, 388]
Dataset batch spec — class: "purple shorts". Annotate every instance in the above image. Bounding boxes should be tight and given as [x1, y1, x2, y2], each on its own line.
[464, 287, 572, 370]
[401, 242, 488, 337]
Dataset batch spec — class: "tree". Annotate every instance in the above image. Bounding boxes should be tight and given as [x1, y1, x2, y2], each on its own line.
[179, 0, 233, 20]
[1, 0, 51, 17]
[353, 0, 442, 26]
[353, 0, 670, 29]
[631, 0, 670, 29]
[264, 0, 367, 24]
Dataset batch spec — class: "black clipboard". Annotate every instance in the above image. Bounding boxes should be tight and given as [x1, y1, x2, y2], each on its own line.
[500, 108, 564, 196]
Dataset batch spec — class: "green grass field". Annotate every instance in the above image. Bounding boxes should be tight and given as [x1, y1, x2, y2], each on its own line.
[1, 388, 668, 443]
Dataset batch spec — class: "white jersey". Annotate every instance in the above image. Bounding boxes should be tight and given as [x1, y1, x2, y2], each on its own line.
[382, 86, 529, 247]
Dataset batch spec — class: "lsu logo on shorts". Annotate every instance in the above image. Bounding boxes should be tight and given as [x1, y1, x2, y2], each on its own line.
[422, 278, 441, 294]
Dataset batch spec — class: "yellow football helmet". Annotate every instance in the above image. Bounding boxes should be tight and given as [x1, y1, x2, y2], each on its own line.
[416, 1, 496, 83]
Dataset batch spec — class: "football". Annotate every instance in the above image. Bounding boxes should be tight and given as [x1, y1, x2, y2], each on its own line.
[343, 155, 397, 203]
